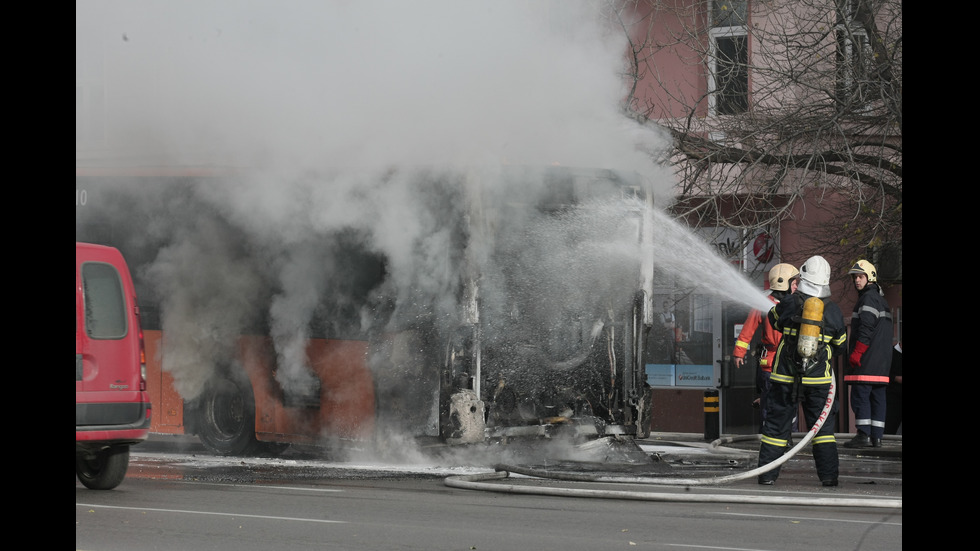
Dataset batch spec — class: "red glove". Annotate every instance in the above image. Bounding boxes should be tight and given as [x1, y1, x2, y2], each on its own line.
[849, 341, 868, 369]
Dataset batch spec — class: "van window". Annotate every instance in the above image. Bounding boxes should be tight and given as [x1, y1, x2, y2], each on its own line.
[82, 262, 127, 339]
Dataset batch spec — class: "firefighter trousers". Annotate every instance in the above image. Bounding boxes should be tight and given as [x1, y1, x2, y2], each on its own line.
[849, 383, 887, 440]
[758, 381, 839, 483]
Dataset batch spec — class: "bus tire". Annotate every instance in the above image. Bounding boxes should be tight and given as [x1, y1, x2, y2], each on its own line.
[196, 374, 259, 456]
[76, 445, 130, 490]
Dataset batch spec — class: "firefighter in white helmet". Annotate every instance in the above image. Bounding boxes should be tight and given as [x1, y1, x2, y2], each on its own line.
[842, 260, 893, 448]
[732, 263, 799, 430]
[757, 255, 847, 487]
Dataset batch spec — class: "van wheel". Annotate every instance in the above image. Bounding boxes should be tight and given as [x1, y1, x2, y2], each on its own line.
[76, 445, 130, 490]
[197, 375, 259, 456]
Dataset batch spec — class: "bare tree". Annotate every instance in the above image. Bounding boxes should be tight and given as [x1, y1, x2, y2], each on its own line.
[608, 0, 901, 281]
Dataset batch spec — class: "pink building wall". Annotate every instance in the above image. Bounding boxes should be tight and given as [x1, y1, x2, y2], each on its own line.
[625, 0, 902, 338]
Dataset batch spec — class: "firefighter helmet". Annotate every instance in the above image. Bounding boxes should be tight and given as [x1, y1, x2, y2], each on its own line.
[798, 255, 832, 298]
[799, 255, 831, 286]
[847, 259, 877, 283]
[768, 263, 800, 292]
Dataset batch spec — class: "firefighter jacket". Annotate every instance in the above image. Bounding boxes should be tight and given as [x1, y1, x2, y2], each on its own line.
[767, 292, 847, 386]
[844, 283, 893, 384]
[732, 295, 781, 372]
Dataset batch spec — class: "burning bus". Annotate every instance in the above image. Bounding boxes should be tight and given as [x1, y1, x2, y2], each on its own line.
[75, 164, 656, 455]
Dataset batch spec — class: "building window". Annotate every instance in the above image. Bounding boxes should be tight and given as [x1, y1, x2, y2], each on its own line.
[709, 1, 749, 116]
[835, 0, 877, 108]
[712, 0, 748, 28]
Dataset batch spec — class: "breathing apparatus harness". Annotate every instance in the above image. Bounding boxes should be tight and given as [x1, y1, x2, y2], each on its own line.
[790, 295, 826, 403]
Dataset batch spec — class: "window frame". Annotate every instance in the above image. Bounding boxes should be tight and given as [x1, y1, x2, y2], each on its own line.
[835, 1, 876, 108]
[708, 1, 750, 116]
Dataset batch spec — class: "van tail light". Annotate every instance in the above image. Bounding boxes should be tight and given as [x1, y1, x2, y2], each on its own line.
[136, 305, 148, 392]
[139, 328, 148, 392]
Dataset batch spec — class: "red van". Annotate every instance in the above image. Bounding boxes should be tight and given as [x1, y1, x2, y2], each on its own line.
[76, 242, 151, 489]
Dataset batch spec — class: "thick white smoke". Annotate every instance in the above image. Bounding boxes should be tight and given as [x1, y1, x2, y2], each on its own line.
[77, 0, 662, 172]
[76, 1, 692, 450]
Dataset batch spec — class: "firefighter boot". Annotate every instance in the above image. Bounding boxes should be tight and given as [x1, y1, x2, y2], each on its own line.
[843, 432, 873, 448]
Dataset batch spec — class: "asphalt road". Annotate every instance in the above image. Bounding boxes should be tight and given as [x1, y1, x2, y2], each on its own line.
[76, 434, 902, 551]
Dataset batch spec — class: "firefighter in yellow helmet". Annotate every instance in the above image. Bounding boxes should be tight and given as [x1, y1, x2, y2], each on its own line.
[843, 260, 893, 448]
[758, 256, 847, 486]
[732, 263, 799, 430]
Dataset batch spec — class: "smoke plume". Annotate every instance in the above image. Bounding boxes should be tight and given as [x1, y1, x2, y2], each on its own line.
[77, 2, 778, 461]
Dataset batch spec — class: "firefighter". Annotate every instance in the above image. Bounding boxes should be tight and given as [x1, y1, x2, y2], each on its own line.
[732, 263, 799, 428]
[757, 255, 847, 487]
[843, 260, 893, 448]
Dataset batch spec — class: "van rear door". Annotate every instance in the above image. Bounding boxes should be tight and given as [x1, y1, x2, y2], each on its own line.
[75, 244, 146, 426]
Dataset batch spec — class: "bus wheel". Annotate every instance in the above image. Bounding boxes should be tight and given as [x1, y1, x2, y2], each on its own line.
[197, 375, 259, 456]
[76, 445, 130, 490]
